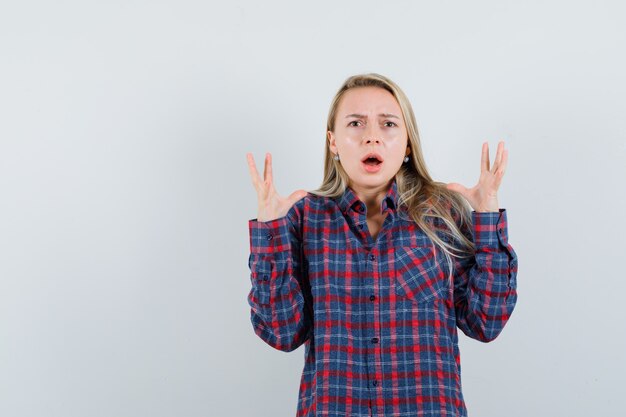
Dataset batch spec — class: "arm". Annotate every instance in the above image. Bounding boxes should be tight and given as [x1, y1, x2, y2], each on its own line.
[452, 208, 518, 342]
[247, 203, 312, 352]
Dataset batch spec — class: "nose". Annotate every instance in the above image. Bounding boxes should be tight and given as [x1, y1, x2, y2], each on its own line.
[362, 136, 382, 145]
[362, 124, 383, 143]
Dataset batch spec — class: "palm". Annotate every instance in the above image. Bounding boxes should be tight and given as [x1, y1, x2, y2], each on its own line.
[446, 141, 508, 212]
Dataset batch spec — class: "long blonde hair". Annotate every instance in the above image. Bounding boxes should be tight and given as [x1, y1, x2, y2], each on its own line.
[309, 73, 475, 283]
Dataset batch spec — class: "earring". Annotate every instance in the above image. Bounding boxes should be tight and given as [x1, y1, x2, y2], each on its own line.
[403, 156, 409, 163]
[334, 154, 340, 161]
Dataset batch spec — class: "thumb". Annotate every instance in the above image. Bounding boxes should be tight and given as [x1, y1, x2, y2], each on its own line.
[288, 189, 308, 205]
[446, 182, 467, 195]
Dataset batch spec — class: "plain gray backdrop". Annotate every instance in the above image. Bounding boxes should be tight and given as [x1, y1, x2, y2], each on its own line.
[1, 1, 625, 416]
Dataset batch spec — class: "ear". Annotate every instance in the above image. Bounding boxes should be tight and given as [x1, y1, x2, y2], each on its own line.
[327, 131, 337, 154]
[405, 145, 411, 157]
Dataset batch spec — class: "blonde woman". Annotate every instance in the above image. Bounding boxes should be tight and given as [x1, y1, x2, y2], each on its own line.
[246, 73, 518, 417]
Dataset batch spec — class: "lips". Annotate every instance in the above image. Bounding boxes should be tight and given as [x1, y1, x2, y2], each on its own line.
[361, 152, 384, 173]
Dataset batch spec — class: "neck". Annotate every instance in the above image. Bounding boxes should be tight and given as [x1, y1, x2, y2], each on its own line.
[350, 179, 392, 216]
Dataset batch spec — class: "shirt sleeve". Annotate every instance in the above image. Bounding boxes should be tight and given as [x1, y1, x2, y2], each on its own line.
[247, 204, 312, 352]
[452, 208, 518, 342]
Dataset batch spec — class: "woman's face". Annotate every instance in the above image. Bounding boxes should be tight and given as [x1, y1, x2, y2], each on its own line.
[328, 86, 410, 191]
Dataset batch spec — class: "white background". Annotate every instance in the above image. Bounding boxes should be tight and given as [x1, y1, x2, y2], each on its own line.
[1, 1, 625, 416]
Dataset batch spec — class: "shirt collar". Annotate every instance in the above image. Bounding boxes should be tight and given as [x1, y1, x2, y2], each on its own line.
[336, 177, 399, 215]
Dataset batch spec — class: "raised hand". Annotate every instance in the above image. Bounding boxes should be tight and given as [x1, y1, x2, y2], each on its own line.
[445, 141, 508, 213]
[246, 152, 308, 222]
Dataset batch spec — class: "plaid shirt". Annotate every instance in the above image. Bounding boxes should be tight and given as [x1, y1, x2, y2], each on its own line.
[247, 178, 518, 417]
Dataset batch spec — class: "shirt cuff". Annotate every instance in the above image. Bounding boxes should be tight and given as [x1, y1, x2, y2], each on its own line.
[249, 216, 292, 254]
[471, 208, 509, 249]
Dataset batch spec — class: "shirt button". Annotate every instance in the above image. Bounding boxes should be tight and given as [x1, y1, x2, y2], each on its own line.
[370, 295, 376, 301]
[371, 337, 379, 344]
[263, 274, 269, 281]
[369, 254, 375, 261]
[372, 380, 378, 386]
[266, 233, 273, 240]
[358, 223, 364, 229]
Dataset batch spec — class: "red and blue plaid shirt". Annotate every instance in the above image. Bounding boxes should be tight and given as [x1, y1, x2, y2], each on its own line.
[247, 177, 518, 417]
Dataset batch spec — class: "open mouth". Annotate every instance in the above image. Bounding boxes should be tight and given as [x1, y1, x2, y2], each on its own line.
[363, 157, 382, 166]
[361, 153, 383, 166]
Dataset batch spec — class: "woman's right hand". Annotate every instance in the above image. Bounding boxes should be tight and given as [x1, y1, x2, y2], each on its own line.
[246, 152, 308, 222]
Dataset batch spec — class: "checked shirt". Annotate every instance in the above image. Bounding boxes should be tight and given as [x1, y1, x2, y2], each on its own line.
[247, 178, 518, 417]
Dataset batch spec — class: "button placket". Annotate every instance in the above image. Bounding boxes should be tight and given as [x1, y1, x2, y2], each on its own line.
[367, 248, 381, 394]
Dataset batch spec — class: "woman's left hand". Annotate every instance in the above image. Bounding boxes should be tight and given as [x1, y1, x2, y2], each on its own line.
[445, 141, 508, 213]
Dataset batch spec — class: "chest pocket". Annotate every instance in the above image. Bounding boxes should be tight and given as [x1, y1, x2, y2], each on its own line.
[394, 245, 448, 304]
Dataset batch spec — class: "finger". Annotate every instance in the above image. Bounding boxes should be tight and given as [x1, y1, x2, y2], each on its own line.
[497, 148, 508, 177]
[246, 153, 261, 187]
[481, 142, 489, 172]
[262, 153, 268, 183]
[265, 152, 274, 186]
[493, 141, 504, 172]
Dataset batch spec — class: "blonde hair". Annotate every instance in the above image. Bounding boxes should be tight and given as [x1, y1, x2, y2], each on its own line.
[309, 73, 475, 283]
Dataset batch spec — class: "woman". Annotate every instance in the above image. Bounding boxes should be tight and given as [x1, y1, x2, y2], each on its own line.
[245, 73, 518, 417]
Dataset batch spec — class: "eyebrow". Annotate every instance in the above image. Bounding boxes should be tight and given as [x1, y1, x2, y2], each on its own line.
[345, 113, 400, 119]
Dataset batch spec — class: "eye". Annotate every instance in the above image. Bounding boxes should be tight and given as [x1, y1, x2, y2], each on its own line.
[384, 121, 397, 127]
[348, 120, 362, 127]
